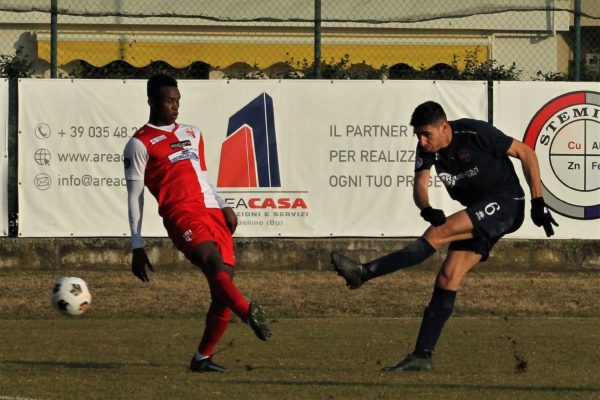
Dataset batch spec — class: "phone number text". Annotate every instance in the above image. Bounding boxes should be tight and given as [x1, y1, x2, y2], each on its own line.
[62, 126, 138, 139]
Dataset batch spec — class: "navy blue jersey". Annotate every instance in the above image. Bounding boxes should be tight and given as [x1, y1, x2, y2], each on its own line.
[414, 118, 524, 206]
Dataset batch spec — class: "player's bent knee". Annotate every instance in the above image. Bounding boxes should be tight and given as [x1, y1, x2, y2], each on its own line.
[191, 243, 225, 276]
[423, 226, 447, 248]
[436, 270, 464, 290]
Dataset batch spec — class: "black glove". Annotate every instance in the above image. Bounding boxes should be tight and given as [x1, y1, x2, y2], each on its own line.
[530, 197, 558, 237]
[132, 247, 154, 282]
[420, 206, 447, 227]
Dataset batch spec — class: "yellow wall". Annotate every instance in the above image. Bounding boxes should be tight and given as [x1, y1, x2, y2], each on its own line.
[38, 40, 488, 70]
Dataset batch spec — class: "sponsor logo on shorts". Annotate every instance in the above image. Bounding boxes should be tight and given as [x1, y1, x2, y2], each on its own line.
[183, 229, 193, 242]
[150, 135, 167, 145]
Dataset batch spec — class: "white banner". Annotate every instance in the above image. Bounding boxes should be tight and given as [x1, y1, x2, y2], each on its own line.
[19, 79, 160, 237]
[18, 79, 487, 237]
[494, 81, 600, 239]
[0, 79, 8, 236]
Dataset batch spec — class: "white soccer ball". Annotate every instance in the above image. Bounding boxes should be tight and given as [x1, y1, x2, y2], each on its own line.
[51, 276, 92, 316]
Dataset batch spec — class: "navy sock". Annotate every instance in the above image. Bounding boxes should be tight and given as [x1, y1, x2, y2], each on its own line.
[414, 286, 457, 354]
[364, 237, 436, 280]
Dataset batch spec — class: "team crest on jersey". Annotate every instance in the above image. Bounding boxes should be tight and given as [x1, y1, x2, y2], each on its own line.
[458, 148, 471, 162]
[183, 229, 193, 242]
[150, 135, 167, 145]
[185, 127, 196, 138]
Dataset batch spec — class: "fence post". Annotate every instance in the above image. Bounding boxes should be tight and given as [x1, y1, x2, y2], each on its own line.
[7, 78, 18, 236]
[574, 0, 581, 81]
[314, 0, 322, 78]
[51, 0, 58, 78]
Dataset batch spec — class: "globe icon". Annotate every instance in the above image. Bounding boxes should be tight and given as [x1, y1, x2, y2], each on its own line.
[35, 148, 51, 166]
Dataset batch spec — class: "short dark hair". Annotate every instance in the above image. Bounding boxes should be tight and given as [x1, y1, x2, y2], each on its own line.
[410, 101, 447, 127]
[147, 74, 178, 99]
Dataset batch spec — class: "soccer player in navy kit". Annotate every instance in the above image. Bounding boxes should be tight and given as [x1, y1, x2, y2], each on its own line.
[331, 101, 558, 372]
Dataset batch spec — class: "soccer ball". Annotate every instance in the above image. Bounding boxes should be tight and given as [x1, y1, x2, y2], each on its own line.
[51, 276, 92, 316]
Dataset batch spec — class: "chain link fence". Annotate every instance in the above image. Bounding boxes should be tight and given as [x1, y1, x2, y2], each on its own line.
[0, 0, 599, 81]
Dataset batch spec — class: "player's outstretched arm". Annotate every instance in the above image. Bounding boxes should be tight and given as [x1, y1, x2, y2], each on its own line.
[507, 139, 558, 236]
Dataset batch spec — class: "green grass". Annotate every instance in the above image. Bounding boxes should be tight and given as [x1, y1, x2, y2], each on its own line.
[1, 317, 600, 399]
[1, 269, 600, 399]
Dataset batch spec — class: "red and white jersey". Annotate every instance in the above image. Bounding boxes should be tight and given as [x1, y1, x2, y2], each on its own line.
[124, 122, 226, 217]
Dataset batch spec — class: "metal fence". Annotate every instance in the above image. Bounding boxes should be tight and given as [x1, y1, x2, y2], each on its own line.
[0, 0, 599, 81]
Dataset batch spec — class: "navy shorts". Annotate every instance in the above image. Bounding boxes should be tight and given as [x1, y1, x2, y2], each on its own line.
[449, 195, 525, 261]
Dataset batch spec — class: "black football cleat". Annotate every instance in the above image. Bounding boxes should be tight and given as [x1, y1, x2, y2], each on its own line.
[381, 353, 433, 372]
[190, 356, 228, 373]
[330, 251, 365, 289]
[248, 300, 271, 341]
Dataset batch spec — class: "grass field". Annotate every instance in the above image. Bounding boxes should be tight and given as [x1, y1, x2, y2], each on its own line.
[1, 269, 600, 399]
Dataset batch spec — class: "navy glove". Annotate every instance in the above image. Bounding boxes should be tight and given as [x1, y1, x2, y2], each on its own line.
[420, 206, 447, 227]
[530, 197, 558, 237]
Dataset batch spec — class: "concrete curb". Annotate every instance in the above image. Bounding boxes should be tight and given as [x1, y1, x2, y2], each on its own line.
[0, 238, 598, 272]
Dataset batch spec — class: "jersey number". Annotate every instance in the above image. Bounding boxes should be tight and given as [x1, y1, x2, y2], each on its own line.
[484, 202, 500, 215]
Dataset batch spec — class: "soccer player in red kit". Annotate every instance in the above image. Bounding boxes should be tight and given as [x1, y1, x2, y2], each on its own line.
[123, 74, 271, 373]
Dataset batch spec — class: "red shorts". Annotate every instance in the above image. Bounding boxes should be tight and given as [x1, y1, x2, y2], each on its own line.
[163, 207, 235, 266]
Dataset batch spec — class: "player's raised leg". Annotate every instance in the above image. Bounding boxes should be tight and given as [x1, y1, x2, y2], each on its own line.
[331, 210, 474, 289]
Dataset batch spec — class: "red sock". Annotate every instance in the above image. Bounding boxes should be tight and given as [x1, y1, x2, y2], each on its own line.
[198, 303, 232, 357]
[207, 271, 250, 320]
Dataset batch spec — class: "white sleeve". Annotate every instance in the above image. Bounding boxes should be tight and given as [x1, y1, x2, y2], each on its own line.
[123, 137, 147, 180]
[126, 179, 145, 249]
[123, 137, 147, 249]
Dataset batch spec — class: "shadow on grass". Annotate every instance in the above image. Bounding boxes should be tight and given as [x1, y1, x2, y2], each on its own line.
[227, 380, 600, 394]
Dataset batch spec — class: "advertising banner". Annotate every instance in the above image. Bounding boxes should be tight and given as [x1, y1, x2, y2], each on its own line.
[18, 79, 487, 237]
[494, 81, 600, 239]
